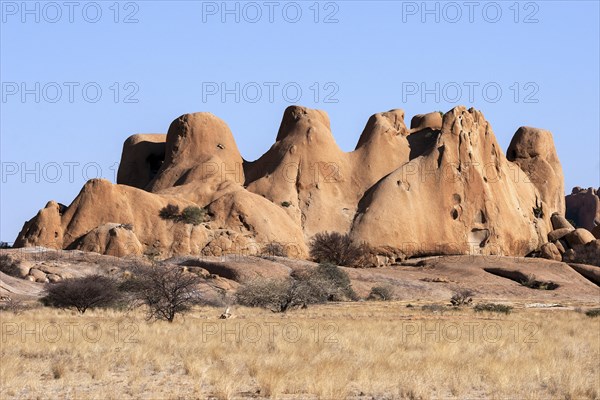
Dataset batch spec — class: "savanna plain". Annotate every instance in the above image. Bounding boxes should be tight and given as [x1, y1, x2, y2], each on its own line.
[1, 302, 599, 400]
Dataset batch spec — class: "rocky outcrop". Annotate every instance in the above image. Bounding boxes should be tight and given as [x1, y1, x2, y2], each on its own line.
[563, 239, 600, 267]
[566, 187, 600, 231]
[245, 106, 411, 238]
[15, 106, 565, 260]
[507, 127, 565, 216]
[542, 212, 599, 265]
[117, 134, 166, 189]
[349, 107, 551, 258]
[540, 242, 562, 261]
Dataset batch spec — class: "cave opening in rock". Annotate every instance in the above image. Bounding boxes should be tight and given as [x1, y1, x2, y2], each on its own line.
[146, 153, 165, 179]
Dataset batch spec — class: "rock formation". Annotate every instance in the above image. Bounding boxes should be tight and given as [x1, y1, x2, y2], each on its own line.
[15, 106, 566, 261]
[350, 107, 557, 259]
[507, 127, 565, 216]
[566, 187, 600, 231]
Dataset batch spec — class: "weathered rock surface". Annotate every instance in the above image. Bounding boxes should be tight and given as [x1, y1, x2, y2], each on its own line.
[540, 242, 561, 261]
[410, 112, 443, 132]
[565, 228, 596, 247]
[551, 213, 574, 230]
[507, 127, 565, 216]
[548, 228, 574, 242]
[350, 107, 552, 258]
[117, 134, 166, 189]
[71, 223, 144, 257]
[566, 187, 600, 231]
[245, 106, 411, 238]
[565, 239, 600, 267]
[15, 106, 565, 260]
[568, 263, 600, 286]
[554, 240, 566, 254]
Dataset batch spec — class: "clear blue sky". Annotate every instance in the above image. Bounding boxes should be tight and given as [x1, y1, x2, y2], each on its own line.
[1, 0, 599, 242]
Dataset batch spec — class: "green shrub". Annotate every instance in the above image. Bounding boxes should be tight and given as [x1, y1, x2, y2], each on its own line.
[281, 201, 292, 207]
[473, 303, 513, 314]
[160, 204, 207, 225]
[180, 206, 206, 225]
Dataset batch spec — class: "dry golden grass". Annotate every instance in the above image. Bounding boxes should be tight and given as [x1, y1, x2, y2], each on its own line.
[1, 302, 599, 399]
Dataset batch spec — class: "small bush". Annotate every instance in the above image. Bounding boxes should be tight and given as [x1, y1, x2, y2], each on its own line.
[119, 223, 134, 231]
[585, 308, 600, 318]
[159, 204, 180, 220]
[367, 285, 394, 301]
[42, 275, 120, 314]
[281, 201, 292, 208]
[0, 254, 20, 276]
[236, 279, 292, 312]
[437, 111, 444, 117]
[262, 242, 288, 258]
[311, 262, 357, 301]
[474, 303, 512, 314]
[181, 206, 206, 225]
[520, 274, 559, 290]
[309, 231, 369, 267]
[160, 204, 207, 225]
[236, 263, 356, 312]
[123, 264, 204, 322]
[450, 289, 473, 307]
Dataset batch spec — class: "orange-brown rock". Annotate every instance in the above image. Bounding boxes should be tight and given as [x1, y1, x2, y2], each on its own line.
[410, 112, 443, 132]
[551, 213, 574, 230]
[350, 107, 550, 258]
[565, 228, 596, 247]
[15, 105, 565, 260]
[71, 223, 144, 257]
[117, 134, 166, 189]
[548, 228, 574, 242]
[507, 127, 565, 217]
[244, 106, 411, 238]
[540, 242, 561, 261]
[146, 113, 245, 206]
